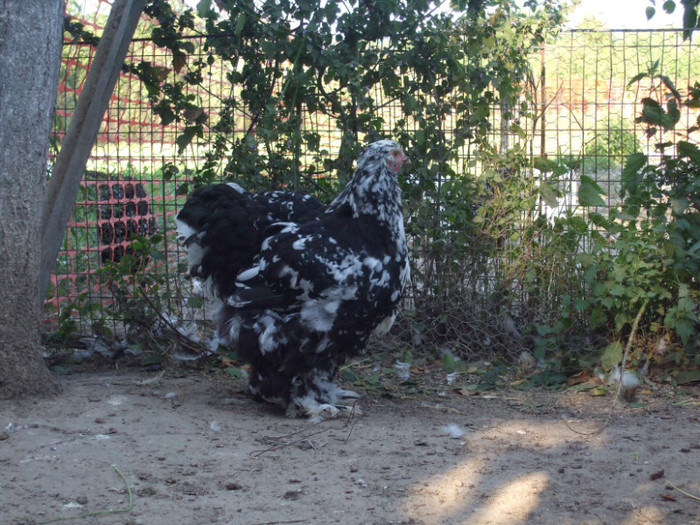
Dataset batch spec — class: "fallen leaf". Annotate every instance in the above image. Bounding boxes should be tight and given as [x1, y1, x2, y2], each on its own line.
[650, 470, 665, 480]
[453, 388, 475, 396]
[568, 381, 599, 392]
[218, 357, 237, 368]
[567, 370, 594, 386]
[660, 493, 677, 501]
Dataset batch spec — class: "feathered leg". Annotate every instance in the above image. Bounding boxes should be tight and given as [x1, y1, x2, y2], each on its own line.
[310, 372, 360, 404]
[247, 364, 290, 409]
[286, 371, 361, 422]
[247, 365, 357, 420]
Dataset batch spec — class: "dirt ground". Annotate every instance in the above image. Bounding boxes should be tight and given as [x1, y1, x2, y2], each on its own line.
[1, 367, 699, 525]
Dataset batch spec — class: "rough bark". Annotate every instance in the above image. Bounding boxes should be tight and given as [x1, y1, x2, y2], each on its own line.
[0, 0, 64, 398]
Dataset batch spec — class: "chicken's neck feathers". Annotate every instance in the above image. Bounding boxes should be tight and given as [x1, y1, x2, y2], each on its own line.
[327, 164, 404, 237]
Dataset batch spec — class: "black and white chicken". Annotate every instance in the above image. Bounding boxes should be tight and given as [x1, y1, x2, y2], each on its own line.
[176, 139, 409, 419]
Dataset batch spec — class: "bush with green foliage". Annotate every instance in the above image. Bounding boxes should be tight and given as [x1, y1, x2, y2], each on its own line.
[540, 77, 700, 378]
[129, 0, 567, 359]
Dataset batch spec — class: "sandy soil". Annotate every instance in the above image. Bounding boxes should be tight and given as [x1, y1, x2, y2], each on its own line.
[1, 369, 699, 525]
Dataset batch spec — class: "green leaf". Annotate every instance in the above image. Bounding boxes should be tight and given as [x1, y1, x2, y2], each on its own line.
[666, 97, 681, 129]
[590, 306, 606, 329]
[674, 320, 695, 345]
[442, 352, 458, 373]
[600, 342, 623, 371]
[682, 4, 697, 35]
[141, 354, 164, 366]
[674, 370, 700, 384]
[224, 367, 248, 378]
[646, 6, 656, 19]
[609, 283, 627, 296]
[512, 379, 535, 391]
[340, 369, 360, 382]
[662, 0, 676, 14]
[533, 157, 559, 173]
[536, 324, 553, 336]
[176, 129, 195, 153]
[568, 215, 589, 233]
[538, 181, 560, 208]
[590, 211, 609, 229]
[155, 104, 176, 126]
[187, 296, 204, 308]
[671, 197, 689, 215]
[261, 40, 278, 58]
[627, 71, 648, 87]
[234, 12, 246, 39]
[615, 312, 629, 332]
[404, 95, 418, 113]
[363, 373, 382, 388]
[172, 53, 187, 74]
[578, 174, 606, 207]
[576, 252, 594, 267]
[658, 74, 681, 99]
[639, 97, 666, 127]
[196, 0, 212, 17]
[622, 152, 647, 182]
[677, 141, 700, 164]
[531, 371, 567, 388]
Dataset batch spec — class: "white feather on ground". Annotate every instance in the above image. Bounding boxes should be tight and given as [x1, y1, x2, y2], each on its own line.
[441, 423, 466, 439]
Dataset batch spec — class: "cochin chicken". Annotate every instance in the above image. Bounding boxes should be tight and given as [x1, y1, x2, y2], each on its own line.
[176, 139, 409, 420]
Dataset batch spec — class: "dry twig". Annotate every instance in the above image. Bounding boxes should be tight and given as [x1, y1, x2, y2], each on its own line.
[250, 402, 360, 457]
[667, 482, 700, 502]
[244, 519, 310, 525]
[136, 285, 209, 355]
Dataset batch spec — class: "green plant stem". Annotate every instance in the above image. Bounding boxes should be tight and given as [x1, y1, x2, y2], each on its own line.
[565, 297, 650, 437]
[613, 298, 649, 402]
[36, 465, 133, 524]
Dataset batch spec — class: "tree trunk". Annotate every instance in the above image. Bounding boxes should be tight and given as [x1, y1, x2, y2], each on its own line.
[0, 0, 64, 398]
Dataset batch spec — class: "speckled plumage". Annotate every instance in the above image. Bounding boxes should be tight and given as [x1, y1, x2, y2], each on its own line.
[176, 140, 409, 419]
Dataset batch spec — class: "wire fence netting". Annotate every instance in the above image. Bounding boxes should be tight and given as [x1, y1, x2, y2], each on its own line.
[45, 0, 699, 354]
